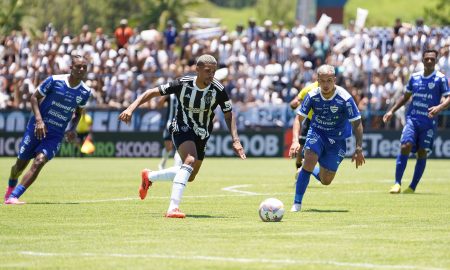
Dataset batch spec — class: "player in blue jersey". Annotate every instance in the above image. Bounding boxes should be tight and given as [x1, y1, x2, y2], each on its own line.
[289, 64, 365, 212]
[384, 49, 450, 194]
[3, 55, 91, 205]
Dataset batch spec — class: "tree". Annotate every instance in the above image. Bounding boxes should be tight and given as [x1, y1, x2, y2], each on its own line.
[255, 0, 296, 27]
[0, 0, 26, 35]
[424, 0, 450, 25]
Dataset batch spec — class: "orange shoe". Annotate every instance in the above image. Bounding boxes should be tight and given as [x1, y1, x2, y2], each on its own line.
[165, 208, 186, 218]
[139, 169, 153, 200]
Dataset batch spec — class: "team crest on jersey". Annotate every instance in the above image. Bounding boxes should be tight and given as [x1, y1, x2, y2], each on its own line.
[330, 105, 338, 113]
[76, 96, 82, 104]
[428, 82, 435, 89]
[24, 135, 31, 145]
[204, 91, 213, 106]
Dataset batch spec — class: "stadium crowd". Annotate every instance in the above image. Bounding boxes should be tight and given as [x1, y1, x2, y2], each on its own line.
[1, 17, 449, 129]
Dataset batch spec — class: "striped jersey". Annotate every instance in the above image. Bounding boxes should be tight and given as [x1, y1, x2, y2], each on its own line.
[158, 76, 232, 139]
[163, 94, 178, 130]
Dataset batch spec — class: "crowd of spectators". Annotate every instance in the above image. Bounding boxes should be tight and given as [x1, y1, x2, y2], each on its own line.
[1, 17, 449, 129]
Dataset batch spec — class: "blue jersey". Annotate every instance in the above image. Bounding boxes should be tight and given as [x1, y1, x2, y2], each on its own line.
[405, 70, 449, 126]
[298, 86, 361, 140]
[28, 74, 91, 136]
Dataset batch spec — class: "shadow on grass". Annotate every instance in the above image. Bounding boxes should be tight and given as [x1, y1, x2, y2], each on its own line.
[303, 209, 349, 213]
[185, 214, 228, 219]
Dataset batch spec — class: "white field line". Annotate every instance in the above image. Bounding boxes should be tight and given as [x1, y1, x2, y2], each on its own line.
[221, 184, 260, 195]
[14, 251, 444, 270]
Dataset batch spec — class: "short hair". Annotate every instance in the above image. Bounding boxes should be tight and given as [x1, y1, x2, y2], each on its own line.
[422, 49, 438, 59]
[71, 54, 87, 64]
[317, 64, 335, 76]
[196, 54, 217, 67]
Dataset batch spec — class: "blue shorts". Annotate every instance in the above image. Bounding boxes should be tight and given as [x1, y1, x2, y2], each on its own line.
[304, 129, 346, 172]
[171, 126, 207, 160]
[18, 129, 63, 161]
[400, 118, 435, 153]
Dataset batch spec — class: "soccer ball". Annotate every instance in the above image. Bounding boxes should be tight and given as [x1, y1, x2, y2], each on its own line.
[258, 198, 285, 222]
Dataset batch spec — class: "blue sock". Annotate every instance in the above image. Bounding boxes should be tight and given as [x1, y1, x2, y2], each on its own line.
[409, 158, 426, 190]
[312, 166, 321, 182]
[395, 154, 408, 185]
[8, 178, 18, 188]
[294, 169, 311, 204]
[10, 184, 26, 199]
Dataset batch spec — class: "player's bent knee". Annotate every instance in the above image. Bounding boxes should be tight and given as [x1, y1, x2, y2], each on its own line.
[33, 155, 47, 169]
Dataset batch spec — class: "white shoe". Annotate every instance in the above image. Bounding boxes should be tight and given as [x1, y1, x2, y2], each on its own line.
[290, 203, 301, 212]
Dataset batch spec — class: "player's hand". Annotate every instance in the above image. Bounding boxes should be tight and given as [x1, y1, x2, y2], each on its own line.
[118, 109, 133, 124]
[351, 148, 365, 169]
[34, 120, 47, 140]
[289, 141, 300, 158]
[428, 105, 441, 118]
[232, 140, 246, 160]
[382, 111, 393, 123]
[65, 130, 77, 143]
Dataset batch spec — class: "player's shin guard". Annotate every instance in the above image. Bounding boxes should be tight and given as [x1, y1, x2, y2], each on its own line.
[395, 154, 408, 185]
[294, 169, 311, 204]
[409, 158, 426, 190]
[168, 164, 193, 211]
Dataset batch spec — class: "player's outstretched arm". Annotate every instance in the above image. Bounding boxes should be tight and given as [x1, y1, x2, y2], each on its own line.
[351, 119, 365, 168]
[289, 114, 304, 158]
[383, 92, 412, 123]
[428, 95, 450, 118]
[223, 111, 246, 159]
[30, 90, 47, 140]
[119, 87, 161, 124]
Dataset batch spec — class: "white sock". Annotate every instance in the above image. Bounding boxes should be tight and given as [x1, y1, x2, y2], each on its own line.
[174, 151, 183, 167]
[148, 166, 179, 181]
[168, 164, 193, 211]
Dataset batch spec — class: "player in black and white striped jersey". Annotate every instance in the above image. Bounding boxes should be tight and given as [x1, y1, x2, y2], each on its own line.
[119, 54, 246, 218]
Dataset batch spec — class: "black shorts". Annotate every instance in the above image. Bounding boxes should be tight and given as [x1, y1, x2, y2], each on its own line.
[163, 128, 171, 141]
[299, 118, 311, 146]
[172, 126, 207, 160]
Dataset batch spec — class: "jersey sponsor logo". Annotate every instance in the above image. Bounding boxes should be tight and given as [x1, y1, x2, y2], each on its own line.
[223, 100, 232, 111]
[76, 96, 82, 104]
[160, 83, 170, 94]
[428, 82, 435, 89]
[330, 105, 338, 113]
[181, 125, 189, 132]
[328, 138, 335, 144]
[24, 135, 31, 145]
[194, 127, 207, 138]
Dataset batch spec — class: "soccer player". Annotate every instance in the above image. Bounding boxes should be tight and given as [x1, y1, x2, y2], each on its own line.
[157, 94, 182, 170]
[3, 55, 91, 204]
[289, 65, 365, 212]
[383, 49, 450, 194]
[119, 54, 246, 218]
[289, 81, 319, 174]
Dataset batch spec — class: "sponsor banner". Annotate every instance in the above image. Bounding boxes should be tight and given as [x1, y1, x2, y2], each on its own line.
[0, 131, 284, 158]
[283, 129, 450, 158]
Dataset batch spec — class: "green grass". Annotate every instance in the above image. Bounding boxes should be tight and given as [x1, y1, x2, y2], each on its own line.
[0, 157, 449, 269]
[344, 0, 439, 26]
[187, 0, 439, 30]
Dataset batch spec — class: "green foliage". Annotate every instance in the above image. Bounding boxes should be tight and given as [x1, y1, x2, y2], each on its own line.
[254, 0, 296, 26]
[424, 0, 450, 25]
[0, 0, 26, 35]
[0, 158, 449, 269]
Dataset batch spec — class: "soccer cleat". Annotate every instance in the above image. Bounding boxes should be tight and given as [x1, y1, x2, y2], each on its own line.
[389, 183, 401, 194]
[290, 203, 302, 212]
[139, 169, 153, 200]
[403, 187, 415, 194]
[165, 208, 186, 218]
[4, 187, 14, 202]
[4, 197, 26, 205]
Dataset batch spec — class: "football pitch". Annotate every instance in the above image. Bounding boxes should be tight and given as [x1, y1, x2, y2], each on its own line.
[0, 157, 449, 270]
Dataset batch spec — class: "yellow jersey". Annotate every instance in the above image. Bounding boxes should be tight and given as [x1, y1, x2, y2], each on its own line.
[297, 81, 318, 120]
[76, 113, 93, 134]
